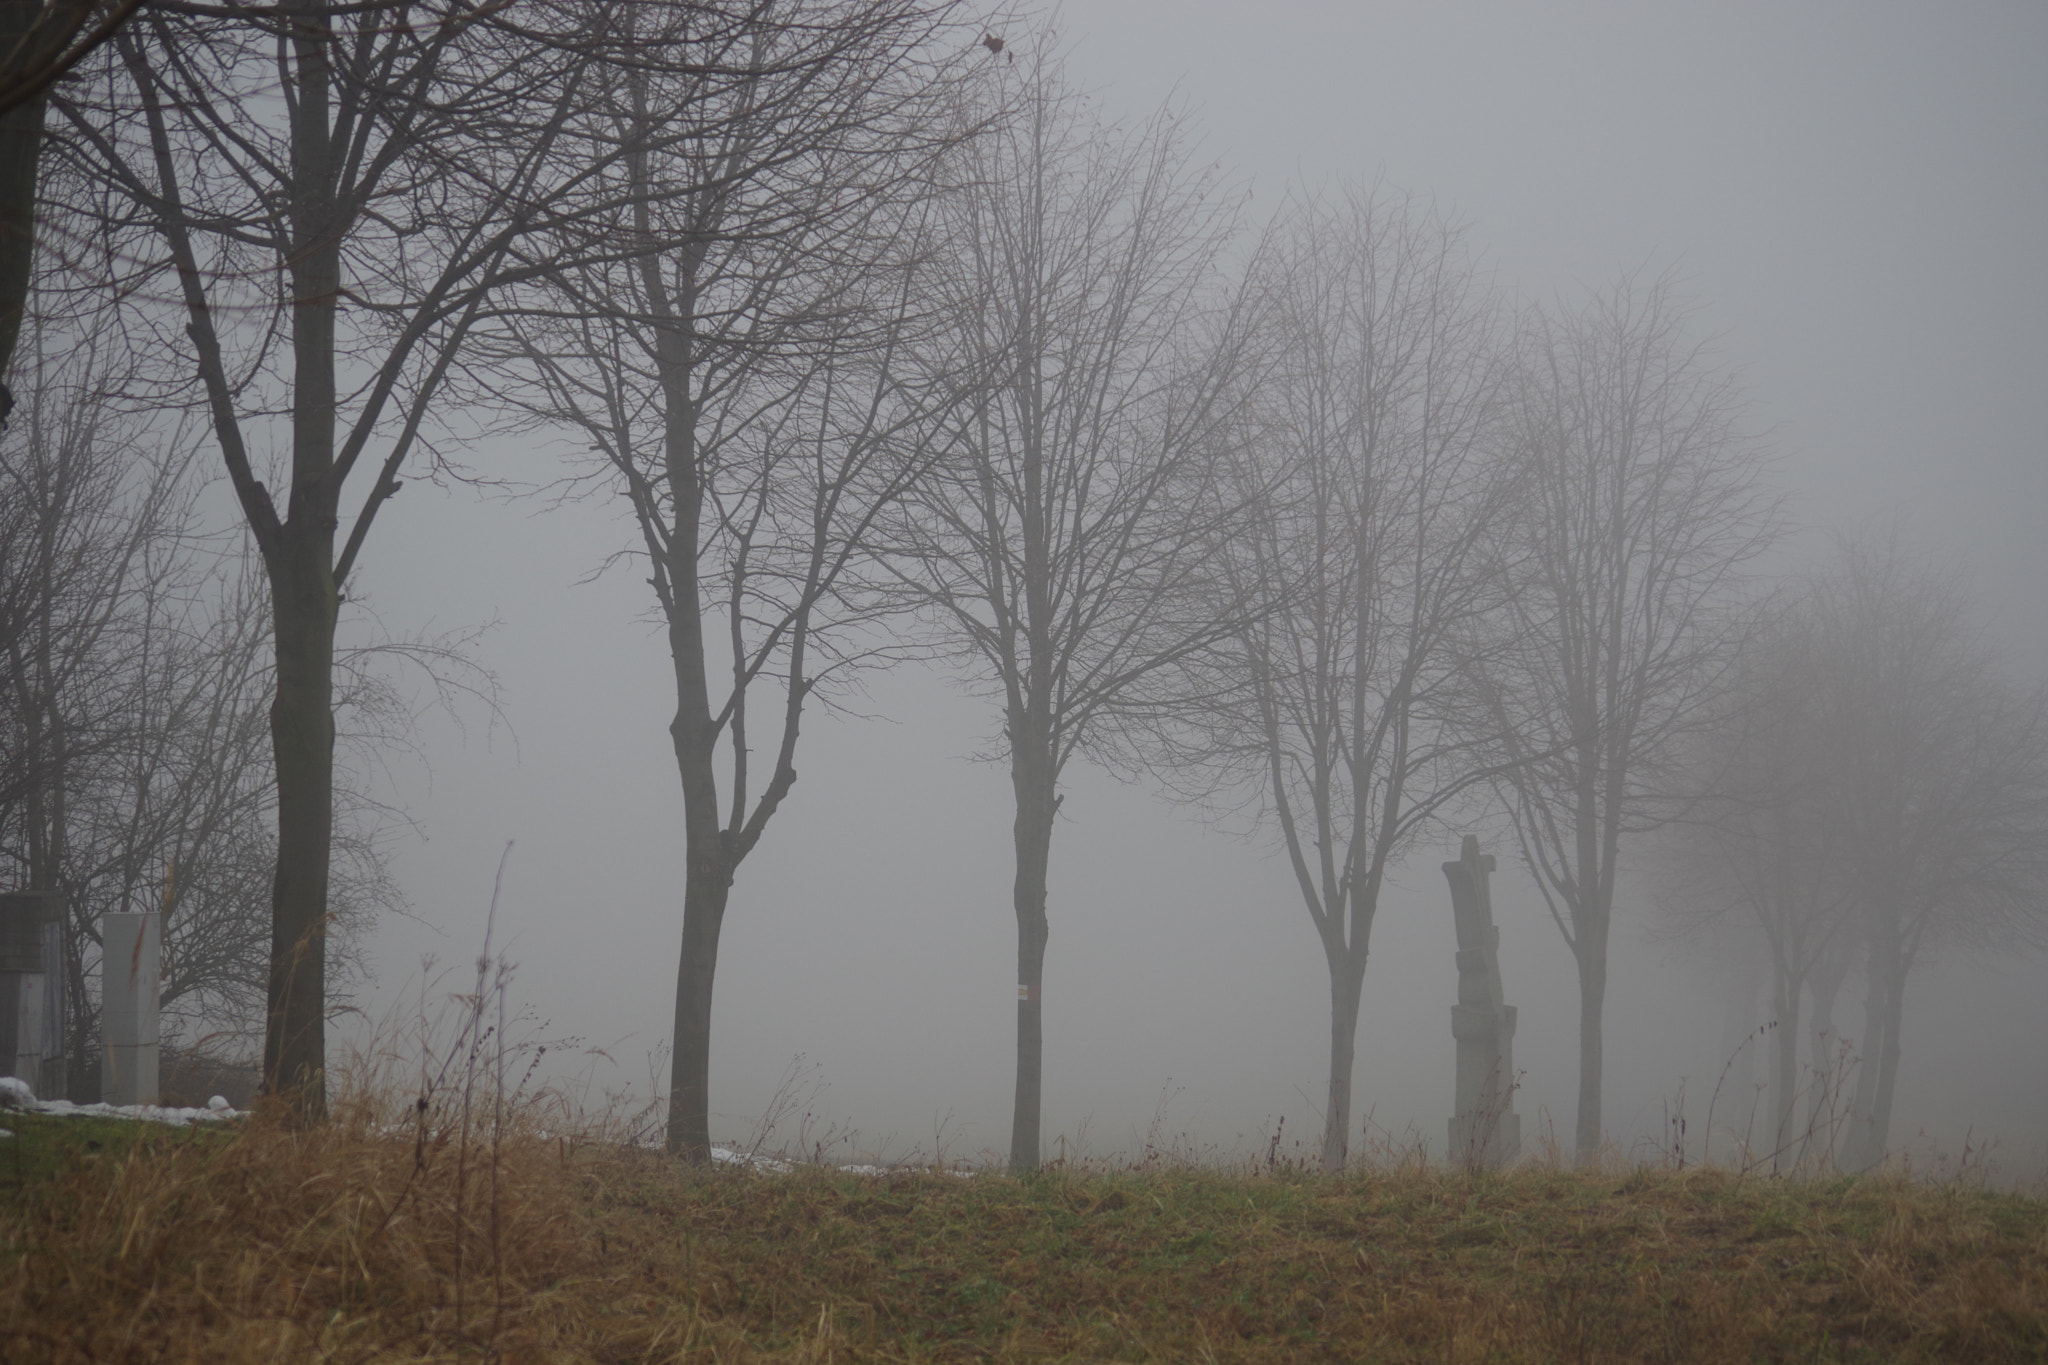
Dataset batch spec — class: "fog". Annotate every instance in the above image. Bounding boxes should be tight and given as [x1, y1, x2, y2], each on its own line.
[336, 3, 2048, 1175]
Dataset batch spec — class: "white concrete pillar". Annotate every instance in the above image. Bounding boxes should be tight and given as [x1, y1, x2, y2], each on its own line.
[101, 912, 160, 1106]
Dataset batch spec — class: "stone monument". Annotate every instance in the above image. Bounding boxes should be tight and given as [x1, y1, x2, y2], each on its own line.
[0, 890, 67, 1099]
[1444, 836, 1519, 1168]
[102, 911, 160, 1106]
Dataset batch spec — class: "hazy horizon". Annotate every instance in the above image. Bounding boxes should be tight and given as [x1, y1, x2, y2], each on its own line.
[321, 2, 2047, 1179]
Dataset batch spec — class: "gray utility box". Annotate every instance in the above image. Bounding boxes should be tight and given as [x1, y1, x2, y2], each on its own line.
[0, 891, 68, 1100]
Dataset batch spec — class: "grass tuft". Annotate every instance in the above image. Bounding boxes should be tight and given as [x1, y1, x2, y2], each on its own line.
[1, 1085, 601, 1363]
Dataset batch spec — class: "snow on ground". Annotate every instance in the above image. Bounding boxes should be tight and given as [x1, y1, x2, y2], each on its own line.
[710, 1146, 974, 1177]
[710, 1146, 789, 1171]
[0, 1078, 242, 1130]
[0, 1085, 949, 1171]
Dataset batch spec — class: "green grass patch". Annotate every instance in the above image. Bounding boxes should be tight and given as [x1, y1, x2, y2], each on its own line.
[0, 1109, 236, 1201]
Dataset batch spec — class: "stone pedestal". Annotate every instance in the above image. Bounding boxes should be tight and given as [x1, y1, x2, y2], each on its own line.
[1443, 837, 1519, 1168]
[101, 912, 160, 1107]
[0, 891, 67, 1099]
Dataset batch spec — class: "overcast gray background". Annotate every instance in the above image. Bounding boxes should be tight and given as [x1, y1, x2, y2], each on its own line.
[339, 2, 2048, 1176]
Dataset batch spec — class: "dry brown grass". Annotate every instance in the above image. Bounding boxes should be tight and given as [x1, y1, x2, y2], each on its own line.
[4, 1096, 2045, 1364]
[4, 958, 2041, 1363]
[0, 1089, 605, 1362]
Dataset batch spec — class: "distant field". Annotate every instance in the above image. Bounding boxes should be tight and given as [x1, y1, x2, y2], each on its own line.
[2, 1106, 2044, 1363]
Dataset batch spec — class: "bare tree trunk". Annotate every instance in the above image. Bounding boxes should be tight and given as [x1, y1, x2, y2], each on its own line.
[1769, 961, 1801, 1171]
[1865, 961, 1907, 1165]
[1572, 910, 1608, 1165]
[1007, 723, 1055, 1172]
[663, 527, 729, 1158]
[255, 5, 342, 1120]
[1842, 951, 1895, 1171]
[0, 5, 42, 408]
[1572, 900, 1605, 1170]
[261, 541, 336, 1113]
[1803, 951, 1846, 1165]
[665, 856, 729, 1162]
[1321, 954, 1365, 1172]
[0, 0, 109, 408]
[0, 0, 155, 409]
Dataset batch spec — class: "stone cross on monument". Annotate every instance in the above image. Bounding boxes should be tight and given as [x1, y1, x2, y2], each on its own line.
[1443, 836, 1519, 1168]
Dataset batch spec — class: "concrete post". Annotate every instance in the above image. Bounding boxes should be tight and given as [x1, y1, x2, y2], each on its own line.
[101, 911, 160, 1106]
[1444, 836, 1520, 1168]
[0, 890, 66, 1098]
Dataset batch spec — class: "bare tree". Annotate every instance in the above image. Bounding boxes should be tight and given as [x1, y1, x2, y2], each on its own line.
[0, 255, 197, 1101]
[1155, 185, 1518, 1172]
[36, 557, 422, 1089]
[0, 310, 428, 1094]
[1658, 540, 2048, 1170]
[55, 554, 446, 1071]
[477, 0, 974, 1161]
[1479, 273, 1776, 1165]
[1652, 598, 1856, 1170]
[6, 280, 488, 1072]
[1806, 539, 2048, 1169]
[52, 0, 617, 1114]
[0, 305, 181, 904]
[0, 2, 138, 114]
[894, 43, 1256, 1172]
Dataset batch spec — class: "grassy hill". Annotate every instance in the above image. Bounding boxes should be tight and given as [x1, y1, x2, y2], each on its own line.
[2, 1099, 2043, 1363]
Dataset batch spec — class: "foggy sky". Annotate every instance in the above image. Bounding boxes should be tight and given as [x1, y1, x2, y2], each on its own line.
[341, 3, 2048, 1175]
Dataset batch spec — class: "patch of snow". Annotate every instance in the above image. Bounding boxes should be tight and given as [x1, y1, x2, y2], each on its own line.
[0, 1128, 13, 1139]
[207, 1094, 231, 1111]
[710, 1146, 790, 1172]
[705, 1149, 976, 1178]
[0, 1076, 35, 1109]
[11, 1096, 244, 1127]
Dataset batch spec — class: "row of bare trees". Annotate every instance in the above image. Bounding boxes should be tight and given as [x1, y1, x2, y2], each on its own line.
[1133, 186, 1785, 1170]
[41, 0, 984, 1148]
[19, 7, 2040, 1173]
[1657, 538, 2048, 1170]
